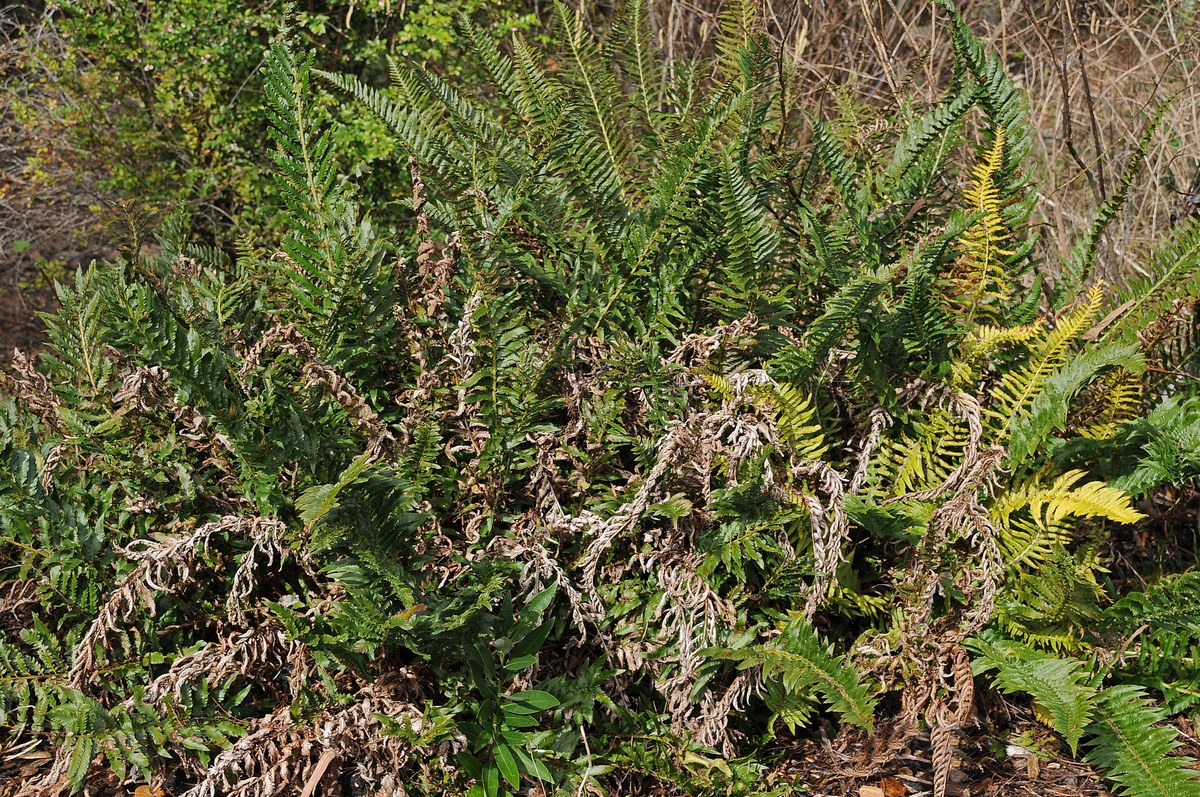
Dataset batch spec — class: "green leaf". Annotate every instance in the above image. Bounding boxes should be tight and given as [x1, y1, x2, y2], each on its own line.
[296, 451, 375, 526]
[482, 762, 501, 797]
[503, 654, 538, 672]
[494, 744, 520, 790]
[506, 690, 560, 713]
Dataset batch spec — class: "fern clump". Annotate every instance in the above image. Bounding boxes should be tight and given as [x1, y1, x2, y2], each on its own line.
[3, 4, 1200, 797]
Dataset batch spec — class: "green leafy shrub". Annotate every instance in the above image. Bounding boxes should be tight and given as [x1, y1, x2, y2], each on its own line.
[3, 3, 1200, 796]
[13, 0, 541, 247]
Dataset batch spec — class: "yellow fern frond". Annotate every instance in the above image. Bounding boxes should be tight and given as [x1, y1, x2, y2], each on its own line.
[995, 512, 1075, 570]
[1076, 369, 1143, 440]
[755, 383, 828, 460]
[703, 372, 736, 403]
[993, 469, 1144, 567]
[952, 322, 1043, 386]
[871, 411, 969, 496]
[987, 284, 1105, 438]
[950, 129, 1015, 325]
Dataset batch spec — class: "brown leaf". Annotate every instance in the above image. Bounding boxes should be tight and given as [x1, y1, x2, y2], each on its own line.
[883, 776, 907, 797]
[133, 787, 165, 797]
[859, 787, 886, 797]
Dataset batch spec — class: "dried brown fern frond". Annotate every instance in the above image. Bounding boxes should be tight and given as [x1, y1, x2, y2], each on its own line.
[68, 516, 289, 689]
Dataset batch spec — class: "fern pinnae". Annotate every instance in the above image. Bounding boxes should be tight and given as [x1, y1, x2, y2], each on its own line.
[1086, 685, 1200, 797]
[554, 1, 630, 203]
[588, 90, 749, 337]
[611, 0, 659, 140]
[316, 68, 460, 186]
[967, 631, 1095, 754]
[1101, 214, 1200, 346]
[954, 129, 1014, 326]
[811, 118, 862, 218]
[887, 85, 976, 184]
[1006, 342, 1144, 463]
[988, 284, 1105, 437]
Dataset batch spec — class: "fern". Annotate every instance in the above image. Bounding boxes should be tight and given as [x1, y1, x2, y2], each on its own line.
[967, 631, 1095, 753]
[1060, 99, 1174, 294]
[1085, 685, 1200, 797]
[952, 129, 1015, 326]
[987, 284, 1104, 441]
[710, 612, 876, 732]
[1006, 342, 1143, 463]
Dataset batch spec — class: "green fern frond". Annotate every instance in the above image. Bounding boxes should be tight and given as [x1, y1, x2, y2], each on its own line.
[772, 265, 892, 382]
[709, 613, 876, 731]
[967, 630, 1095, 753]
[553, 1, 630, 202]
[717, 154, 780, 305]
[887, 85, 975, 194]
[1006, 342, 1143, 463]
[611, 0, 660, 139]
[1101, 215, 1200, 350]
[1085, 685, 1200, 797]
[1060, 99, 1173, 294]
[811, 118, 862, 217]
[993, 546, 1104, 649]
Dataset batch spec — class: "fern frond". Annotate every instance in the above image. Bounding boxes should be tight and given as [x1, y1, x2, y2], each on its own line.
[709, 613, 876, 731]
[994, 547, 1104, 649]
[717, 154, 780, 305]
[994, 469, 1143, 529]
[1101, 215, 1200, 349]
[1085, 685, 1200, 797]
[553, 1, 630, 202]
[1076, 369, 1145, 440]
[941, 0, 1034, 243]
[887, 85, 975, 194]
[611, 0, 660, 139]
[1006, 342, 1143, 463]
[967, 630, 1095, 753]
[987, 284, 1104, 438]
[951, 129, 1014, 326]
[753, 383, 827, 461]
[871, 412, 969, 496]
[1060, 99, 1173, 293]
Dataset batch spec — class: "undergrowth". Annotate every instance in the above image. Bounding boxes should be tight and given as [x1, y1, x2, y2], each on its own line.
[3, 2, 1200, 796]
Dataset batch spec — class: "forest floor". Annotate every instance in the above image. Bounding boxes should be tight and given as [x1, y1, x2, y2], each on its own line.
[0, 258, 57, 356]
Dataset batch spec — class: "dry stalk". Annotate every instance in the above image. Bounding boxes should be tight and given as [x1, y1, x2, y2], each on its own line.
[8, 349, 64, 434]
[179, 678, 453, 797]
[113, 365, 239, 469]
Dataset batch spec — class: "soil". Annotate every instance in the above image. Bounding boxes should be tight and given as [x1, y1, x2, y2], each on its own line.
[0, 258, 58, 359]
